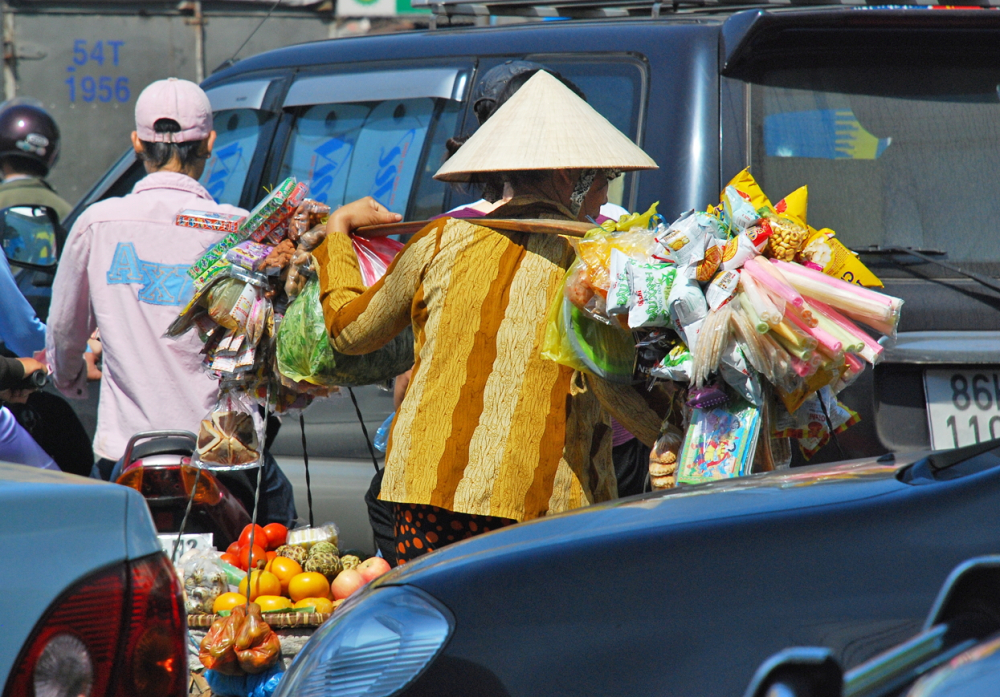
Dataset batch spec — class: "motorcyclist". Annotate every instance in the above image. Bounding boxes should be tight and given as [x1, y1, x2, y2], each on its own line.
[0, 100, 96, 476]
[0, 100, 72, 221]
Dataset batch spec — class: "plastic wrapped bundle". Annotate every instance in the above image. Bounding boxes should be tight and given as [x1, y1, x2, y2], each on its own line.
[276, 277, 414, 388]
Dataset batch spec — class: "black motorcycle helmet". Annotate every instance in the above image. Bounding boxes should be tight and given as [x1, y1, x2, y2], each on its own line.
[0, 99, 60, 177]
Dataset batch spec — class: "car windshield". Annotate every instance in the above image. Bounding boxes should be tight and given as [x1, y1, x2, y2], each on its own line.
[748, 66, 1000, 277]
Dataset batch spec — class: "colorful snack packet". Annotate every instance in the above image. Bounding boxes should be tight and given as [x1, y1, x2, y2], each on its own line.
[721, 185, 760, 233]
[667, 272, 708, 350]
[628, 262, 676, 328]
[799, 227, 884, 288]
[176, 209, 246, 233]
[225, 240, 274, 272]
[721, 232, 759, 272]
[705, 269, 740, 311]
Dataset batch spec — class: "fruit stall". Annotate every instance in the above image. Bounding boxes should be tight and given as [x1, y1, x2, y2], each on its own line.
[179, 521, 391, 697]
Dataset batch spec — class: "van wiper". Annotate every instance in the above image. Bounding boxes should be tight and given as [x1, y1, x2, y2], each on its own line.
[856, 245, 1000, 296]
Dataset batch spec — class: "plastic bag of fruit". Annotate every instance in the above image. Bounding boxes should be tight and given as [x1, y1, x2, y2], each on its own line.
[204, 664, 284, 697]
[199, 604, 246, 675]
[235, 602, 282, 673]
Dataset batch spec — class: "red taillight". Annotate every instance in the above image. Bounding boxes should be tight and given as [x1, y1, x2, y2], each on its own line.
[2, 553, 187, 697]
[111, 553, 187, 697]
[3, 564, 125, 697]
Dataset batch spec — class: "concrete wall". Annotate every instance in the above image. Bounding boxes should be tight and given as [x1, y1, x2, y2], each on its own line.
[2, 6, 334, 205]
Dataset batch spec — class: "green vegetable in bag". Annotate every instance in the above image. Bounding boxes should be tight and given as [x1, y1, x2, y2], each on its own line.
[276, 277, 414, 387]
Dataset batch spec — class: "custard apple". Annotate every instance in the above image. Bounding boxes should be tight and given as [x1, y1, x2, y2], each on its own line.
[340, 554, 361, 570]
[305, 552, 343, 580]
[276, 544, 308, 565]
[308, 541, 338, 558]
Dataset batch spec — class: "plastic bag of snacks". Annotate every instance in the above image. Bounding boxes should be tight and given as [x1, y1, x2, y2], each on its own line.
[275, 277, 415, 388]
[541, 276, 636, 384]
[286, 522, 340, 551]
[648, 422, 683, 490]
[196, 388, 263, 469]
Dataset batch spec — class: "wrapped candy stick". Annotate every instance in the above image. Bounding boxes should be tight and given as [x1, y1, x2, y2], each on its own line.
[740, 272, 783, 326]
[753, 257, 817, 325]
[785, 308, 843, 356]
[737, 292, 769, 334]
[770, 259, 903, 334]
[785, 299, 819, 329]
[808, 299, 884, 365]
[807, 302, 864, 354]
[761, 333, 801, 393]
[771, 316, 817, 352]
[789, 354, 818, 378]
[742, 257, 804, 311]
[730, 303, 772, 377]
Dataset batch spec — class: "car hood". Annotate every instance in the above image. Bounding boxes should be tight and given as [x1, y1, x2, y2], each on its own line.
[379, 453, 921, 588]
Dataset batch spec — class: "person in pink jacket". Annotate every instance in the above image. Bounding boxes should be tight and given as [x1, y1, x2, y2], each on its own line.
[46, 78, 243, 479]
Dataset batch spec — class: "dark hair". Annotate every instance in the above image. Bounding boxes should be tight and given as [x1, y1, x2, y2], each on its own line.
[138, 118, 208, 170]
[448, 69, 588, 202]
[0, 154, 48, 178]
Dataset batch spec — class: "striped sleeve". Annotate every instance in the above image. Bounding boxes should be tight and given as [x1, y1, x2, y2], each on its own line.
[314, 220, 443, 356]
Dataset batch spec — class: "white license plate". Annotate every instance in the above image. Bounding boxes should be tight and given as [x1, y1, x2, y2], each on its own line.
[924, 368, 1000, 450]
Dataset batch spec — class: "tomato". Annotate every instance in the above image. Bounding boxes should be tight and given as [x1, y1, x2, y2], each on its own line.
[263, 523, 288, 549]
[220, 552, 241, 568]
[266, 551, 277, 563]
[226, 541, 241, 556]
[238, 524, 268, 549]
[239, 544, 267, 571]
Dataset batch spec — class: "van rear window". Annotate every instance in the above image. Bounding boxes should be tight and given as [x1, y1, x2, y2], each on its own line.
[201, 108, 267, 207]
[748, 68, 1000, 275]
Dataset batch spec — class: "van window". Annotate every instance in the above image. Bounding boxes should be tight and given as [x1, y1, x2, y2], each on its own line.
[748, 67, 1000, 276]
[278, 97, 459, 216]
[201, 108, 267, 206]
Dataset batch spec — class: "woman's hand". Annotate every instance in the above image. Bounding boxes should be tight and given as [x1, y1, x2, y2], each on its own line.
[327, 197, 402, 237]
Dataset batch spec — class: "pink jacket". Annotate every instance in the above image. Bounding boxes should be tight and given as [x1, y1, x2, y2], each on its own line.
[47, 171, 246, 460]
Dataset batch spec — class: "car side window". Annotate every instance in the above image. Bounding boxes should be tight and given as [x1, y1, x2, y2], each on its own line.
[200, 108, 267, 206]
[278, 94, 461, 217]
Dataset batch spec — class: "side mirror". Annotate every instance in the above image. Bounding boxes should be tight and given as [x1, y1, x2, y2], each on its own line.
[1, 205, 59, 272]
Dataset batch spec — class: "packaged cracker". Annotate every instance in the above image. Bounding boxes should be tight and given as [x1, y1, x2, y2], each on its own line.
[175, 209, 246, 233]
[606, 248, 632, 316]
[627, 262, 675, 328]
[705, 269, 740, 311]
[651, 342, 693, 382]
[225, 240, 274, 272]
[720, 232, 759, 272]
[721, 185, 760, 233]
[667, 272, 708, 350]
[764, 214, 810, 262]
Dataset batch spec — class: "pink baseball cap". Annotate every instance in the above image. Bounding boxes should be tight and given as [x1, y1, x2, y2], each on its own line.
[134, 77, 213, 143]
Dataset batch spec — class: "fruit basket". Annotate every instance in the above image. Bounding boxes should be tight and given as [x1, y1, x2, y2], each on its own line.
[187, 610, 336, 629]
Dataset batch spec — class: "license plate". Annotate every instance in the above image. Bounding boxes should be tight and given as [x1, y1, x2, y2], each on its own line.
[924, 369, 1000, 450]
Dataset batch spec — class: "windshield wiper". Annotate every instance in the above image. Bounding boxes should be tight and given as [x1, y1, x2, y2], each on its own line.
[855, 245, 1000, 296]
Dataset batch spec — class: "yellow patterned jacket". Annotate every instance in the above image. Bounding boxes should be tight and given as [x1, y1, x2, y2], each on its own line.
[314, 197, 662, 522]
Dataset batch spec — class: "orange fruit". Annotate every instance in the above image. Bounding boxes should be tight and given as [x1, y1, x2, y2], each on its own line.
[239, 570, 282, 600]
[212, 592, 246, 614]
[287, 572, 330, 602]
[293, 597, 333, 613]
[255, 595, 292, 612]
[265, 556, 303, 593]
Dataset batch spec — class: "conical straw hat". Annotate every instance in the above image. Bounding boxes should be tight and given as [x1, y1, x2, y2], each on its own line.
[434, 70, 657, 182]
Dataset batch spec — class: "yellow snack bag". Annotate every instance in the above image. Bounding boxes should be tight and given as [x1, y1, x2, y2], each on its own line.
[774, 186, 808, 229]
[724, 168, 772, 213]
[799, 228, 883, 288]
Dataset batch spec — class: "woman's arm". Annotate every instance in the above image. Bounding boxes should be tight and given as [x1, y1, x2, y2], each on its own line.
[315, 198, 444, 356]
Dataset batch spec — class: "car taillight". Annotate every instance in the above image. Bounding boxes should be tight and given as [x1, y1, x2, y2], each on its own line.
[110, 553, 187, 697]
[3, 564, 125, 697]
[2, 553, 187, 697]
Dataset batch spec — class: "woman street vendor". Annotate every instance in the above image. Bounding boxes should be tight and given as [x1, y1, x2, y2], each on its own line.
[315, 71, 669, 563]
